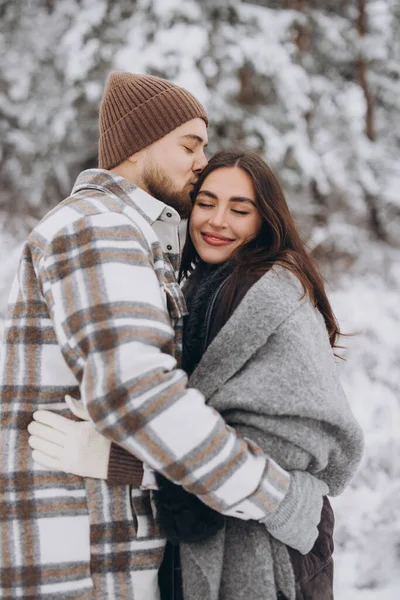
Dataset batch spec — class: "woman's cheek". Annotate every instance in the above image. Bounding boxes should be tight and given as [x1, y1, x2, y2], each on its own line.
[188, 217, 196, 239]
[189, 211, 201, 238]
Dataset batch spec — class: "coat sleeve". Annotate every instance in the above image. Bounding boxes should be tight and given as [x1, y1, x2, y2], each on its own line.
[39, 212, 292, 520]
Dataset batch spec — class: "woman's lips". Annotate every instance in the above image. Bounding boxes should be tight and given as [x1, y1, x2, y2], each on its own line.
[201, 232, 234, 247]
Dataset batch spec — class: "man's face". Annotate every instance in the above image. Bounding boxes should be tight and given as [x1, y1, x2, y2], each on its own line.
[139, 118, 208, 218]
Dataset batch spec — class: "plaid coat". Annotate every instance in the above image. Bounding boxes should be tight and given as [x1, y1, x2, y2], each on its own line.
[0, 170, 290, 599]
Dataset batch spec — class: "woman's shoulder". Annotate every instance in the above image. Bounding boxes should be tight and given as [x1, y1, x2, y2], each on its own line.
[258, 265, 303, 291]
[220, 265, 311, 343]
[243, 265, 306, 317]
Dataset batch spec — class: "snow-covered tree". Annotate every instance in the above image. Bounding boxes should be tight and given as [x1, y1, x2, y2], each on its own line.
[1, 0, 399, 251]
[0, 0, 135, 212]
[1, 1, 400, 597]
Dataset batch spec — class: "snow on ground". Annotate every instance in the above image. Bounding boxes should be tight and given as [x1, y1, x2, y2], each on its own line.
[0, 218, 399, 599]
[0, 217, 26, 326]
[0, 251, 25, 327]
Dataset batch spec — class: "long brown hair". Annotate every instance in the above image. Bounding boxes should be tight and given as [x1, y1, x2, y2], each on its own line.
[180, 149, 341, 349]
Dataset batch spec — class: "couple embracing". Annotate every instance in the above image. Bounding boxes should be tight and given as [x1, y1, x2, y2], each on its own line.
[0, 72, 363, 600]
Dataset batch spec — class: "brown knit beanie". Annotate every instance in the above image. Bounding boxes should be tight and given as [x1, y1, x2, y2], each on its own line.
[98, 72, 209, 170]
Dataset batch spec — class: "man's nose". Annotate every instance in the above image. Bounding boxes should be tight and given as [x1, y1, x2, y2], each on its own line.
[193, 151, 208, 174]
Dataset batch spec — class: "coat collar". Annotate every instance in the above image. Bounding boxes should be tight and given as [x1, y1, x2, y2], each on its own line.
[189, 266, 305, 400]
[71, 169, 181, 227]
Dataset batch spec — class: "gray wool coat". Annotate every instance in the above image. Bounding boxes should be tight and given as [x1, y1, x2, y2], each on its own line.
[180, 266, 364, 600]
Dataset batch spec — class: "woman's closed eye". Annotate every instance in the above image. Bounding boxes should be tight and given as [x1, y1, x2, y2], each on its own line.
[183, 146, 195, 154]
[232, 209, 250, 215]
[196, 202, 215, 209]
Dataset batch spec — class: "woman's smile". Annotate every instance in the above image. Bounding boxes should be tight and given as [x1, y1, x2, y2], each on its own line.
[200, 232, 235, 246]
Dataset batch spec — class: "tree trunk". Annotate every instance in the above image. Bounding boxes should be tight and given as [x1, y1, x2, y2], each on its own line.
[357, 0, 386, 239]
[357, 0, 375, 141]
[285, 0, 307, 8]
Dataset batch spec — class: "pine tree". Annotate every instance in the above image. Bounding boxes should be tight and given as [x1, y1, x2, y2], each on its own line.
[0, 0, 135, 213]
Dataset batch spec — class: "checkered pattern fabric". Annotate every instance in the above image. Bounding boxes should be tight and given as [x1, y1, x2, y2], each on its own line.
[0, 170, 290, 599]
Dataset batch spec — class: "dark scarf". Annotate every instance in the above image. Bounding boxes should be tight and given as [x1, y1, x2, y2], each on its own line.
[182, 259, 237, 377]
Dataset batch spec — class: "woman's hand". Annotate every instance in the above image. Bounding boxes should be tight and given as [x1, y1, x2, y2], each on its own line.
[262, 471, 329, 555]
[27, 395, 111, 479]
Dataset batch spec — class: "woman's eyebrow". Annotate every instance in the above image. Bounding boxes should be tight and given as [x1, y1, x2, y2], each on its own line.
[230, 196, 257, 206]
[197, 191, 256, 206]
[196, 190, 217, 199]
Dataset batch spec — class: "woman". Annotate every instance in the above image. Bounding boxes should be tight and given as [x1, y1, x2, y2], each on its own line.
[29, 150, 363, 600]
[155, 149, 360, 600]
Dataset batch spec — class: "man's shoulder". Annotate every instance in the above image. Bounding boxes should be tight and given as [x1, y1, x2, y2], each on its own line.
[30, 188, 153, 249]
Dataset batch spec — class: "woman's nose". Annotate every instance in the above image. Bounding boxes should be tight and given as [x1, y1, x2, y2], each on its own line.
[208, 212, 226, 228]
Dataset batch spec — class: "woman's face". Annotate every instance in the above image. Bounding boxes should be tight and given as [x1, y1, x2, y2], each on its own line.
[189, 167, 263, 264]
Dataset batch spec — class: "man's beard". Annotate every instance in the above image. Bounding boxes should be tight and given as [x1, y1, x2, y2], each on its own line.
[142, 163, 194, 219]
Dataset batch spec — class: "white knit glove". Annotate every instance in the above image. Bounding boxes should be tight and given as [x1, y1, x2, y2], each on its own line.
[28, 395, 111, 479]
[262, 470, 329, 555]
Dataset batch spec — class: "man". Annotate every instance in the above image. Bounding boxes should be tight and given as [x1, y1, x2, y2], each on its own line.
[0, 73, 326, 599]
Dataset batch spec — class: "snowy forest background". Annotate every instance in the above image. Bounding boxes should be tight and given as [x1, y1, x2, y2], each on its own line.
[1, 0, 399, 597]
